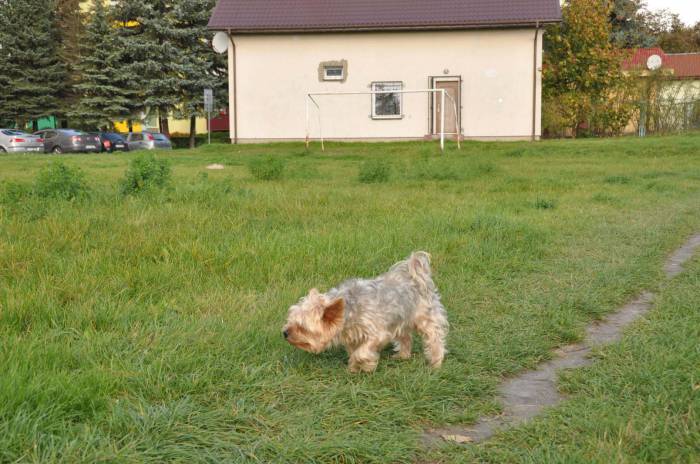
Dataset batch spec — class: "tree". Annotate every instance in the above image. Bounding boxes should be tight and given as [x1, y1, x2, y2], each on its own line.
[610, 0, 657, 48]
[543, 0, 636, 137]
[56, 0, 83, 118]
[168, 0, 227, 148]
[70, 0, 133, 129]
[112, 0, 181, 134]
[0, 0, 67, 129]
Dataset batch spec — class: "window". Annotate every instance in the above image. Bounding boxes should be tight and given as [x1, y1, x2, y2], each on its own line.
[372, 82, 403, 119]
[323, 66, 344, 80]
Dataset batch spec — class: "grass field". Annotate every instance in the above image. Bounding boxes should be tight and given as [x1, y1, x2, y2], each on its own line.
[1, 135, 699, 463]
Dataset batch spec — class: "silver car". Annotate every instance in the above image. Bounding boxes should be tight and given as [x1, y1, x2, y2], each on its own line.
[0, 129, 44, 153]
[125, 131, 173, 151]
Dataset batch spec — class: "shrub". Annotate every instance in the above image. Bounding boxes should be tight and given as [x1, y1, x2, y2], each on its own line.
[358, 159, 391, 184]
[34, 162, 90, 200]
[119, 154, 172, 195]
[534, 197, 557, 210]
[248, 156, 285, 181]
[604, 175, 631, 185]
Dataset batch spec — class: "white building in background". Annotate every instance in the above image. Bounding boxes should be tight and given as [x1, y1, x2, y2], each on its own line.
[208, 0, 562, 143]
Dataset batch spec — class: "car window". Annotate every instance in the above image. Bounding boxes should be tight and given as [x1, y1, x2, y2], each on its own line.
[110, 134, 125, 142]
[152, 134, 168, 141]
[2, 130, 26, 136]
[130, 134, 143, 141]
[44, 131, 56, 138]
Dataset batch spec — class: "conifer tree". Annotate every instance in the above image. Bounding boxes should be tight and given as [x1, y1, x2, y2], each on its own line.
[0, 0, 67, 129]
[169, 0, 227, 147]
[70, 0, 132, 129]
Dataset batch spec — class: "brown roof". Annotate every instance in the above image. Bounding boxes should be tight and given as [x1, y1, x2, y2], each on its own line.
[208, 0, 562, 33]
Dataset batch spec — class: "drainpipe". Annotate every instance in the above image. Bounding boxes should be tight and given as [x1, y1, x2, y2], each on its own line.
[228, 29, 238, 144]
[532, 22, 540, 142]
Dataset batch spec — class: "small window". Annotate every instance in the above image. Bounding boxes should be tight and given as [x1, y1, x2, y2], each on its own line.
[323, 66, 344, 81]
[372, 82, 403, 119]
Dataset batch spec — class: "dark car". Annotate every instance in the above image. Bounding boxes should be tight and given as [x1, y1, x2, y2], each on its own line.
[91, 132, 128, 153]
[34, 129, 101, 154]
[125, 131, 173, 151]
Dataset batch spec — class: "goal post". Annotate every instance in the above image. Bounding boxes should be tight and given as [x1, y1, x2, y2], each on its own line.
[305, 89, 460, 153]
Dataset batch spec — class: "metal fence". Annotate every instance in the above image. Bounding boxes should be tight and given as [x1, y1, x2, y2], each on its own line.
[635, 99, 700, 137]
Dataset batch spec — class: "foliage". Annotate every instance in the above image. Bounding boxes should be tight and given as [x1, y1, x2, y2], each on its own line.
[34, 162, 89, 200]
[609, 0, 657, 48]
[631, 71, 700, 135]
[168, 0, 228, 148]
[358, 159, 391, 183]
[247, 156, 285, 180]
[543, 0, 637, 137]
[119, 153, 172, 195]
[0, 0, 68, 128]
[69, 0, 132, 130]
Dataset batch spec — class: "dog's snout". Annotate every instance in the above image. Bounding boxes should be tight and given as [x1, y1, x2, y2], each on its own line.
[283, 330, 289, 339]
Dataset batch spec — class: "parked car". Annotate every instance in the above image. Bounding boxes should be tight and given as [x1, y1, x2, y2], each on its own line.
[125, 131, 173, 151]
[90, 132, 128, 153]
[33, 129, 101, 154]
[0, 129, 44, 153]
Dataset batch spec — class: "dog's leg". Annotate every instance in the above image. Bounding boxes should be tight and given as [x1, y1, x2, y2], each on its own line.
[392, 333, 413, 360]
[415, 300, 449, 368]
[348, 343, 381, 373]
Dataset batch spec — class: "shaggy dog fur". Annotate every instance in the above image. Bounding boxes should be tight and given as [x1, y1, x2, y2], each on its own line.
[282, 252, 449, 373]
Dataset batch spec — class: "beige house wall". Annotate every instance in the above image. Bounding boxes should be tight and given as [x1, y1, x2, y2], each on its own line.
[227, 29, 543, 142]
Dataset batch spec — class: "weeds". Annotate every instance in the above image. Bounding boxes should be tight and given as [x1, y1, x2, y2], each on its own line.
[34, 162, 90, 200]
[358, 159, 391, 183]
[119, 154, 171, 195]
[248, 156, 285, 181]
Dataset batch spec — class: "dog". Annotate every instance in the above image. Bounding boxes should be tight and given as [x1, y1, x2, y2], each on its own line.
[282, 252, 449, 373]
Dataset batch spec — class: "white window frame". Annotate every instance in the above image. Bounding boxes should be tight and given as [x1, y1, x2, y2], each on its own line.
[323, 65, 345, 81]
[371, 81, 403, 120]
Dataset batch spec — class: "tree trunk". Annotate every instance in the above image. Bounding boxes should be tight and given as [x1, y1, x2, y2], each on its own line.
[128, 120, 133, 133]
[32, 120, 39, 132]
[189, 116, 197, 149]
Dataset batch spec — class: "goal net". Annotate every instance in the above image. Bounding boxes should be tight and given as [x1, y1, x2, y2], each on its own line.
[305, 88, 460, 152]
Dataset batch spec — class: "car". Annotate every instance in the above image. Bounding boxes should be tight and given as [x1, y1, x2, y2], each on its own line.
[90, 132, 128, 153]
[33, 129, 102, 154]
[0, 129, 44, 153]
[125, 131, 173, 151]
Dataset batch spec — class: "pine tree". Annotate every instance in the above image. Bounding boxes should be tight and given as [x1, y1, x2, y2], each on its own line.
[112, 0, 180, 133]
[70, 0, 132, 130]
[609, 0, 657, 48]
[0, 0, 67, 129]
[169, 0, 227, 147]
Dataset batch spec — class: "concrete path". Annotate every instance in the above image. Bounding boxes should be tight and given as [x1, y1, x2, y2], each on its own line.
[426, 233, 700, 445]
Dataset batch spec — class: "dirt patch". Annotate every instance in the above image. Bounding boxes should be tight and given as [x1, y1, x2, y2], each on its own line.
[425, 233, 700, 446]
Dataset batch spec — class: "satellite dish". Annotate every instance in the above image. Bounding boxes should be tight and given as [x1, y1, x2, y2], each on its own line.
[212, 31, 229, 54]
[647, 54, 662, 71]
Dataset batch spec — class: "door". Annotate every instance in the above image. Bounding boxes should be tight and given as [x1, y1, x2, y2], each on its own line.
[433, 80, 460, 135]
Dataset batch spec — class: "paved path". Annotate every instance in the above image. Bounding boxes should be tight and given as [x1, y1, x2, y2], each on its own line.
[426, 233, 700, 445]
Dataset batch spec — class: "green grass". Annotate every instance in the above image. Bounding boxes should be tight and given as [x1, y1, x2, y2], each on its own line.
[1, 135, 699, 462]
[437, 257, 700, 463]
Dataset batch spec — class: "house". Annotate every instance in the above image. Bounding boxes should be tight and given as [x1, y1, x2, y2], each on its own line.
[208, 0, 562, 143]
[623, 48, 700, 134]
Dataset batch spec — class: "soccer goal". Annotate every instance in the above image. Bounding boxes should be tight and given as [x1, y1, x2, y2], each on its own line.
[305, 88, 461, 153]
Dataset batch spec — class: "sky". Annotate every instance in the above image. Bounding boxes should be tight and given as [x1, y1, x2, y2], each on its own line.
[644, 0, 700, 25]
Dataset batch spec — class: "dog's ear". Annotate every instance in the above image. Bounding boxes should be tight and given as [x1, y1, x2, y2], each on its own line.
[322, 298, 344, 327]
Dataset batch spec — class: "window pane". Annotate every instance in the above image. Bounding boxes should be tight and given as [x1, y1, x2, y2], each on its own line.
[325, 66, 343, 77]
[373, 82, 401, 116]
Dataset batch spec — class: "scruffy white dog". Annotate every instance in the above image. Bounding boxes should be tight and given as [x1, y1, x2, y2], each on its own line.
[282, 252, 449, 373]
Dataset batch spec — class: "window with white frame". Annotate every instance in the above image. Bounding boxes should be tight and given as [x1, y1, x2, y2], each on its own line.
[323, 65, 344, 81]
[371, 82, 402, 119]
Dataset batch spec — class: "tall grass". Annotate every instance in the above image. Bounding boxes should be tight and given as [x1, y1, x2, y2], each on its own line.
[0, 135, 699, 462]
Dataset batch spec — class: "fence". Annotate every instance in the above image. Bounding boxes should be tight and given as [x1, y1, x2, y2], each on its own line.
[634, 99, 700, 137]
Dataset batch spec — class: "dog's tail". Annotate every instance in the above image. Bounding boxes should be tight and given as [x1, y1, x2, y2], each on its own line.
[407, 251, 434, 294]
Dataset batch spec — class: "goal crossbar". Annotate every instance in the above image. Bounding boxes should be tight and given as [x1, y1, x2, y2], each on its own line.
[305, 89, 460, 153]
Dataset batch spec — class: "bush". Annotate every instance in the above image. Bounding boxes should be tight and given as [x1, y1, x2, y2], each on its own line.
[34, 162, 90, 200]
[0, 181, 32, 204]
[119, 154, 172, 195]
[248, 156, 285, 181]
[358, 159, 391, 184]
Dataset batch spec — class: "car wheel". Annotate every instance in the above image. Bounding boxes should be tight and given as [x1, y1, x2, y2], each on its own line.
[0, 146, 6, 153]
[52, 146, 63, 154]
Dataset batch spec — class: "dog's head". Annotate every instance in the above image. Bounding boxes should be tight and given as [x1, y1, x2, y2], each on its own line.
[282, 289, 345, 354]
